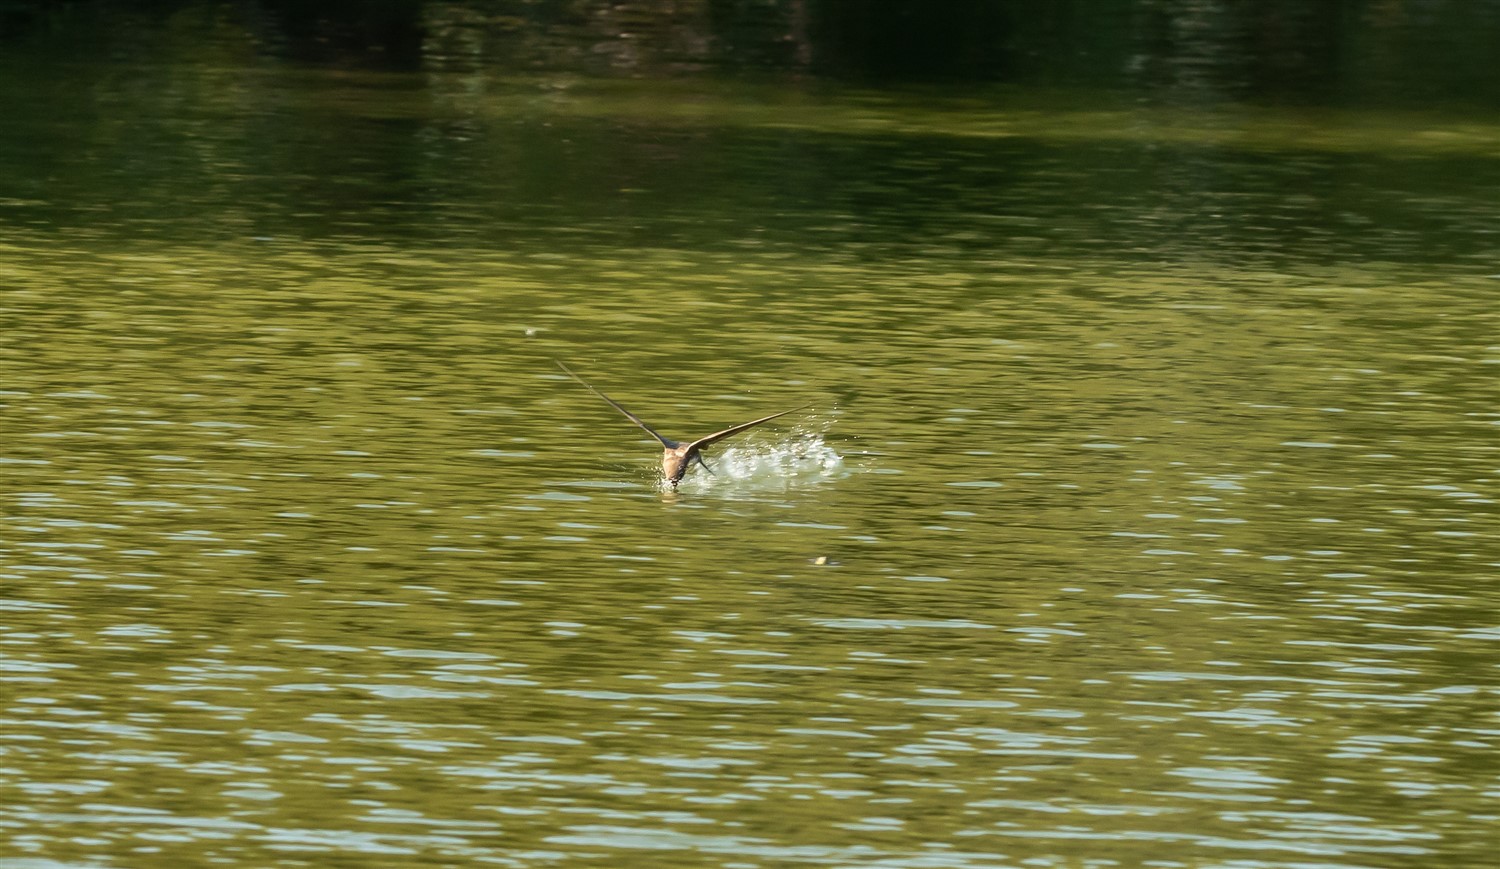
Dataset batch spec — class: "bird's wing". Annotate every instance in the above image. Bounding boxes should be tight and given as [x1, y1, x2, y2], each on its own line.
[555, 360, 677, 448]
[687, 404, 810, 452]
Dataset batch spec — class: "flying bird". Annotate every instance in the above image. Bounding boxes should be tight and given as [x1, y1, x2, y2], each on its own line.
[555, 360, 808, 488]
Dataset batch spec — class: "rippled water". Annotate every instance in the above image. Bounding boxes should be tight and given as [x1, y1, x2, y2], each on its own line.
[3, 8, 1500, 868]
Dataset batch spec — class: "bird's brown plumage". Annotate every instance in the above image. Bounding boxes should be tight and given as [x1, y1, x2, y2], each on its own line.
[555, 360, 808, 487]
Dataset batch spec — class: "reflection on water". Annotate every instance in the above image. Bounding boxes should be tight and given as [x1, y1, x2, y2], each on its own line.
[3, 6, 1500, 868]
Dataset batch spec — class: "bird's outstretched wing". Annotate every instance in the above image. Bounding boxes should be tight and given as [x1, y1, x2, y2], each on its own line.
[555, 360, 678, 448]
[687, 405, 810, 452]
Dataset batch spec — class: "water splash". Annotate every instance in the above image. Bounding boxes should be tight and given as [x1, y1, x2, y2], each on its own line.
[673, 432, 846, 495]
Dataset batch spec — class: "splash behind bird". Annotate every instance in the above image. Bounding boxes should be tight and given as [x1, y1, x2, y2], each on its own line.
[555, 360, 810, 489]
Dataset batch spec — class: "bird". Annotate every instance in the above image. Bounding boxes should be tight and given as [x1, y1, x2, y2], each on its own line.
[555, 360, 808, 488]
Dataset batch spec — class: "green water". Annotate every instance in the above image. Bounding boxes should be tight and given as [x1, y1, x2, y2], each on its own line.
[3, 6, 1500, 867]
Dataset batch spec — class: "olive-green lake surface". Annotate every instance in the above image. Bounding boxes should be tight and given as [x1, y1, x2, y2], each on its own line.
[2, 6, 1499, 867]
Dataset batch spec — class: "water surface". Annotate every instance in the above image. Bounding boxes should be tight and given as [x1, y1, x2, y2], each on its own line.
[2, 6, 1499, 867]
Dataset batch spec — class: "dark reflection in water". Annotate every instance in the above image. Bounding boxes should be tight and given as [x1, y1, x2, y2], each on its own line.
[2, 2, 1500, 868]
[11, 0, 1498, 103]
[7, 72, 1500, 275]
